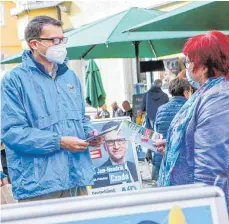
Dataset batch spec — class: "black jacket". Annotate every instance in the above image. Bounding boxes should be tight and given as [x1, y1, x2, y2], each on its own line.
[123, 109, 133, 120]
[140, 86, 169, 121]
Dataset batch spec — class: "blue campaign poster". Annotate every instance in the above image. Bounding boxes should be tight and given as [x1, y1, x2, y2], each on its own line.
[89, 118, 140, 190]
[60, 205, 213, 224]
[91, 121, 136, 167]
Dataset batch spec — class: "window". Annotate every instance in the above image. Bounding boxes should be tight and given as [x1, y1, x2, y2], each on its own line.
[18, 16, 29, 40]
[0, 3, 4, 26]
[1, 53, 6, 71]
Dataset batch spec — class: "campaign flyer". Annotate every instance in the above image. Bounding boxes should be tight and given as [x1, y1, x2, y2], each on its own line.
[88, 117, 142, 195]
[117, 120, 163, 151]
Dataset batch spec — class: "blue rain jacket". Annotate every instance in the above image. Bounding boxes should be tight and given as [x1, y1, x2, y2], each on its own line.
[169, 78, 229, 212]
[1, 50, 94, 200]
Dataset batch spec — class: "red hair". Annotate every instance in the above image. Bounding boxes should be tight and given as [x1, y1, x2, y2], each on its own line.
[183, 31, 229, 78]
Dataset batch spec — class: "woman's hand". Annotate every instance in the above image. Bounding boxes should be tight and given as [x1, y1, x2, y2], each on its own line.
[0, 177, 9, 187]
[155, 139, 166, 156]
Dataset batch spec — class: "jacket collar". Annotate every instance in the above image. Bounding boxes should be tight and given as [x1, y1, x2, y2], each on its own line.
[170, 96, 187, 102]
[21, 50, 69, 77]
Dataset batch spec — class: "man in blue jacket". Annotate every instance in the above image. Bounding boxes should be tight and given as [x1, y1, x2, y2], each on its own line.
[1, 16, 102, 202]
[140, 79, 169, 129]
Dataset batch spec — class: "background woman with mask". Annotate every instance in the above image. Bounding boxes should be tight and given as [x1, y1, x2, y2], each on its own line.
[152, 78, 192, 180]
[156, 31, 229, 213]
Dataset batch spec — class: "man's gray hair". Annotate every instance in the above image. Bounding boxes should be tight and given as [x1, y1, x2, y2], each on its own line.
[154, 79, 162, 87]
[24, 16, 63, 48]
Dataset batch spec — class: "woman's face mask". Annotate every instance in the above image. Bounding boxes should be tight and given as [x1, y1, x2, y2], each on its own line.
[186, 68, 206, 89]
[186, 68, 200, 89]
[185, 57, 205, 89]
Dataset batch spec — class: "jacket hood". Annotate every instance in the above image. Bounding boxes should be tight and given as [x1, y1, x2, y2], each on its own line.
[149, 86, 163, 101]
[149, 86, 162, 93]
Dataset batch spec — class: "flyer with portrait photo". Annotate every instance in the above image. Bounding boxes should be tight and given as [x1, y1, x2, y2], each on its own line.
[118, 120, 163, 151]
[88, 117, 142, 195]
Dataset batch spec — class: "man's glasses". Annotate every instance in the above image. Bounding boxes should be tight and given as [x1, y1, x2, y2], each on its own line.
[105, 138, 127, 147]
[38, 37, 68, 45]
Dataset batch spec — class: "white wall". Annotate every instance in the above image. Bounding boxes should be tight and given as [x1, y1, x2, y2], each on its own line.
[69, 1, 159, 28]
[95, 59, 125, 108]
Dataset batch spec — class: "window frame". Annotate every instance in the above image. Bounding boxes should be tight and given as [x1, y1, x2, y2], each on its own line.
[0, 3, 5, 26]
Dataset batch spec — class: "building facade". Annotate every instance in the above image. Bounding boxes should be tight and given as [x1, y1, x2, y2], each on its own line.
[1, 1, 189, 112]
[0, 1, 22, 72]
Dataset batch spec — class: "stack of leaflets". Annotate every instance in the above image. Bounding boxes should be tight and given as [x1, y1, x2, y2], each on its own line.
[118, 120, 162, 151]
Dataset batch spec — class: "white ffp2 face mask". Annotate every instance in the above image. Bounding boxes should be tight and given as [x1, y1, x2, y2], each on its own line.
[37, 42, 67, 64]
[45, 44, 67, 64]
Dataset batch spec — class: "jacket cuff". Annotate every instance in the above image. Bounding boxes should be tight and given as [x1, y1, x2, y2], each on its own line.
[54, 135, 61, 151]
[0, 172, 7, 180]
